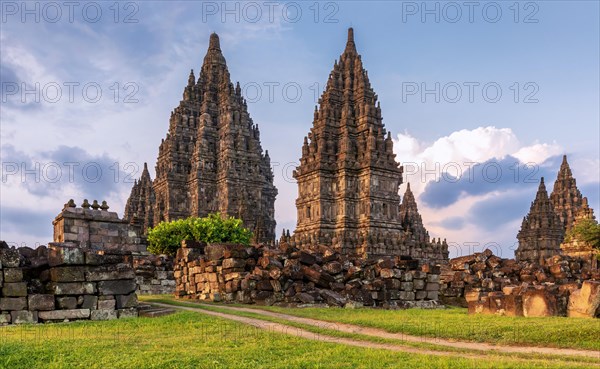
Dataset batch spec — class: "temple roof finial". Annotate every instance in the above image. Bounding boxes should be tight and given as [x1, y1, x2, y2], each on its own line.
[344, 27, 356, 53]
[209, 32, 220, 50]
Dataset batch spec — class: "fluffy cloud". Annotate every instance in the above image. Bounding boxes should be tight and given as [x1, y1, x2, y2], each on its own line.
[392, 126, 575, 258]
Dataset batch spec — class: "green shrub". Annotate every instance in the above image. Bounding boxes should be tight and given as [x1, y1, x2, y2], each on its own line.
[147, 213, 253, 256]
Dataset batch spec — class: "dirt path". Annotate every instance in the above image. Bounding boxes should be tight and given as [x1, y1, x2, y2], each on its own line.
[151, 301, 600, 362]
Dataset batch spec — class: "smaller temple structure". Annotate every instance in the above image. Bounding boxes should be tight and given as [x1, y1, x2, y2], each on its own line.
[516, 177, 564, 263]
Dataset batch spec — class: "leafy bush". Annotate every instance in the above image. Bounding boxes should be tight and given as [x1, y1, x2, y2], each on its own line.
[564, 218, 600, 260]
[564, 219, 600, 248]
[147, 213, 253, 256]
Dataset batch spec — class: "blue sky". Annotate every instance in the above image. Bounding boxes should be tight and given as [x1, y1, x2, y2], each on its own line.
[1, 1, 598, 258]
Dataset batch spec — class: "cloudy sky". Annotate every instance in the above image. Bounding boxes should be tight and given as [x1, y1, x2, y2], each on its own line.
[1, 1, 598, 258]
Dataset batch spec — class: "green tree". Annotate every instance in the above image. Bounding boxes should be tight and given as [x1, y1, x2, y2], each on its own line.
[564, 218, 600, 259]
[146, 214, 253, 256]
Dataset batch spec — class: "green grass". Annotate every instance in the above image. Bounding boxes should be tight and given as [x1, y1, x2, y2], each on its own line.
[0, 310, 592, 369]
[146, 297, 600, 367]
[195, 300, 600, 351]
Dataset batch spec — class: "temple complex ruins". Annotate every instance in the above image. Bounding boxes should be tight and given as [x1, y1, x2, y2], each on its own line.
[125, 33, 278, 244]
[516, 156, 598, 264]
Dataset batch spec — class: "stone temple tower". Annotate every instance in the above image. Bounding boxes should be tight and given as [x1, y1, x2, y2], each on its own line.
[291, 28, 447, 262]
[516, 177, 564, 263]
[125, 33, 278, 244]
[550, 155, 583, 232]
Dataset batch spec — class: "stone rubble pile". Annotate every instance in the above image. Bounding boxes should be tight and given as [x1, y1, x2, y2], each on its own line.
[440, 249, 600, 317]
[0, 241, 138, 325]
[175, 241, 442, 308]
[133, 253, 175, 295]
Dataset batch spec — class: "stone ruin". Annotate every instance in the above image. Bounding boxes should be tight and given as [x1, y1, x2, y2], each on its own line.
[0, 199, 179, 325]
[516, 156, 598, 264]
[0, 241, 138, 325]
[439, 249, 600, 318]
[174, 240, 442, 308]
[53, 200, 176, 296]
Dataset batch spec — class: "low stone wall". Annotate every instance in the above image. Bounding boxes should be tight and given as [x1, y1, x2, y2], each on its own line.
[439, 249, 599, 317]
[133, 253, 175, 295]
[175, 242, 442, 308]
[0, 242, 138, 325]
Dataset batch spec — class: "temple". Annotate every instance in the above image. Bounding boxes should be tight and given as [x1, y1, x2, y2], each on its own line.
[516, 177, 564, 263]
[289, 28, 448, 262]
[125, 33, 278, 244]
[516, 155, 598, 264]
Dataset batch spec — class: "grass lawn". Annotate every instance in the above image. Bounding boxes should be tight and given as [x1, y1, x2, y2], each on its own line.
[140, 296, 600, 351]
[0, 310, 593, 369]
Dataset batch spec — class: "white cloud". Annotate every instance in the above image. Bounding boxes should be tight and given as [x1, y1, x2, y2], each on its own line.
[394, 126, 562, 197]
[393, 126, 568, 258]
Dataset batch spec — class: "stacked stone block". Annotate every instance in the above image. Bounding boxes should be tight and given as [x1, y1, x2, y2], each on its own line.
[439, 249, 599, 317]
[133, 253, 175, 295]
[174, 241, 442, 308]
[53, 200, 146, 253]
[0, 241, 138, 325]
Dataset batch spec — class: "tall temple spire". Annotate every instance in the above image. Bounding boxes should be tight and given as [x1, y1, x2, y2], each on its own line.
[124, 33, 278, 243]
[292, 28, 447, 264]
[344, 27, 356, 54]
[550, 154, 583, 230]
[516, 177, 564, 263]
[209, 32, 221, 50]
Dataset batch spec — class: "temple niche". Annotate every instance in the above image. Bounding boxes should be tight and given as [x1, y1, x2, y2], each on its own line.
[125, 33, 277, 244]
[288, 28, 448, 264]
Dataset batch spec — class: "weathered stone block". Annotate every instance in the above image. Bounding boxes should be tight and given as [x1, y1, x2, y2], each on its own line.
[0, 313, 10, 324]
[98, 280, 136, 295]
[204, 244, 247, 261]
[97, 298, 116, 310]
[0, 249, 21, 268]
[50, 266, 86, 282]
[427, 291, 439, 300]
[567, 280, 600, 318]
[379, 269, 394, 279]
[39, 309, 90, 321]
[426, 282, 440, 291]
[28, 294, 55, 311]
[57, 296, 78, 309]
[11, 310, 36, 324]
[49, 282, 96, 295]
[413, 279, 425, 290]
[399, 291, 415, 301]
[3, 268, 23, 282]
[401, 282, 414, 291]
[91, 309, 118, 321]
[222, 258, 246, 269]
[82, 295, 98, 310]
[522, 289, 558, 317]
[117, 308, 138, 319]
[49, 245, 84, 266]
[85, 263, 135, 281]
[2, 282, 27, 297]
[115, 293, 138, 309]
[0, 297, 27, 310]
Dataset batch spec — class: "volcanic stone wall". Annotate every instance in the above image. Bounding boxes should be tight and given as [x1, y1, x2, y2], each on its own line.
[0, 241, 138, 325]
[439, 249, 600, 317]
[175, 242, 442, 308]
